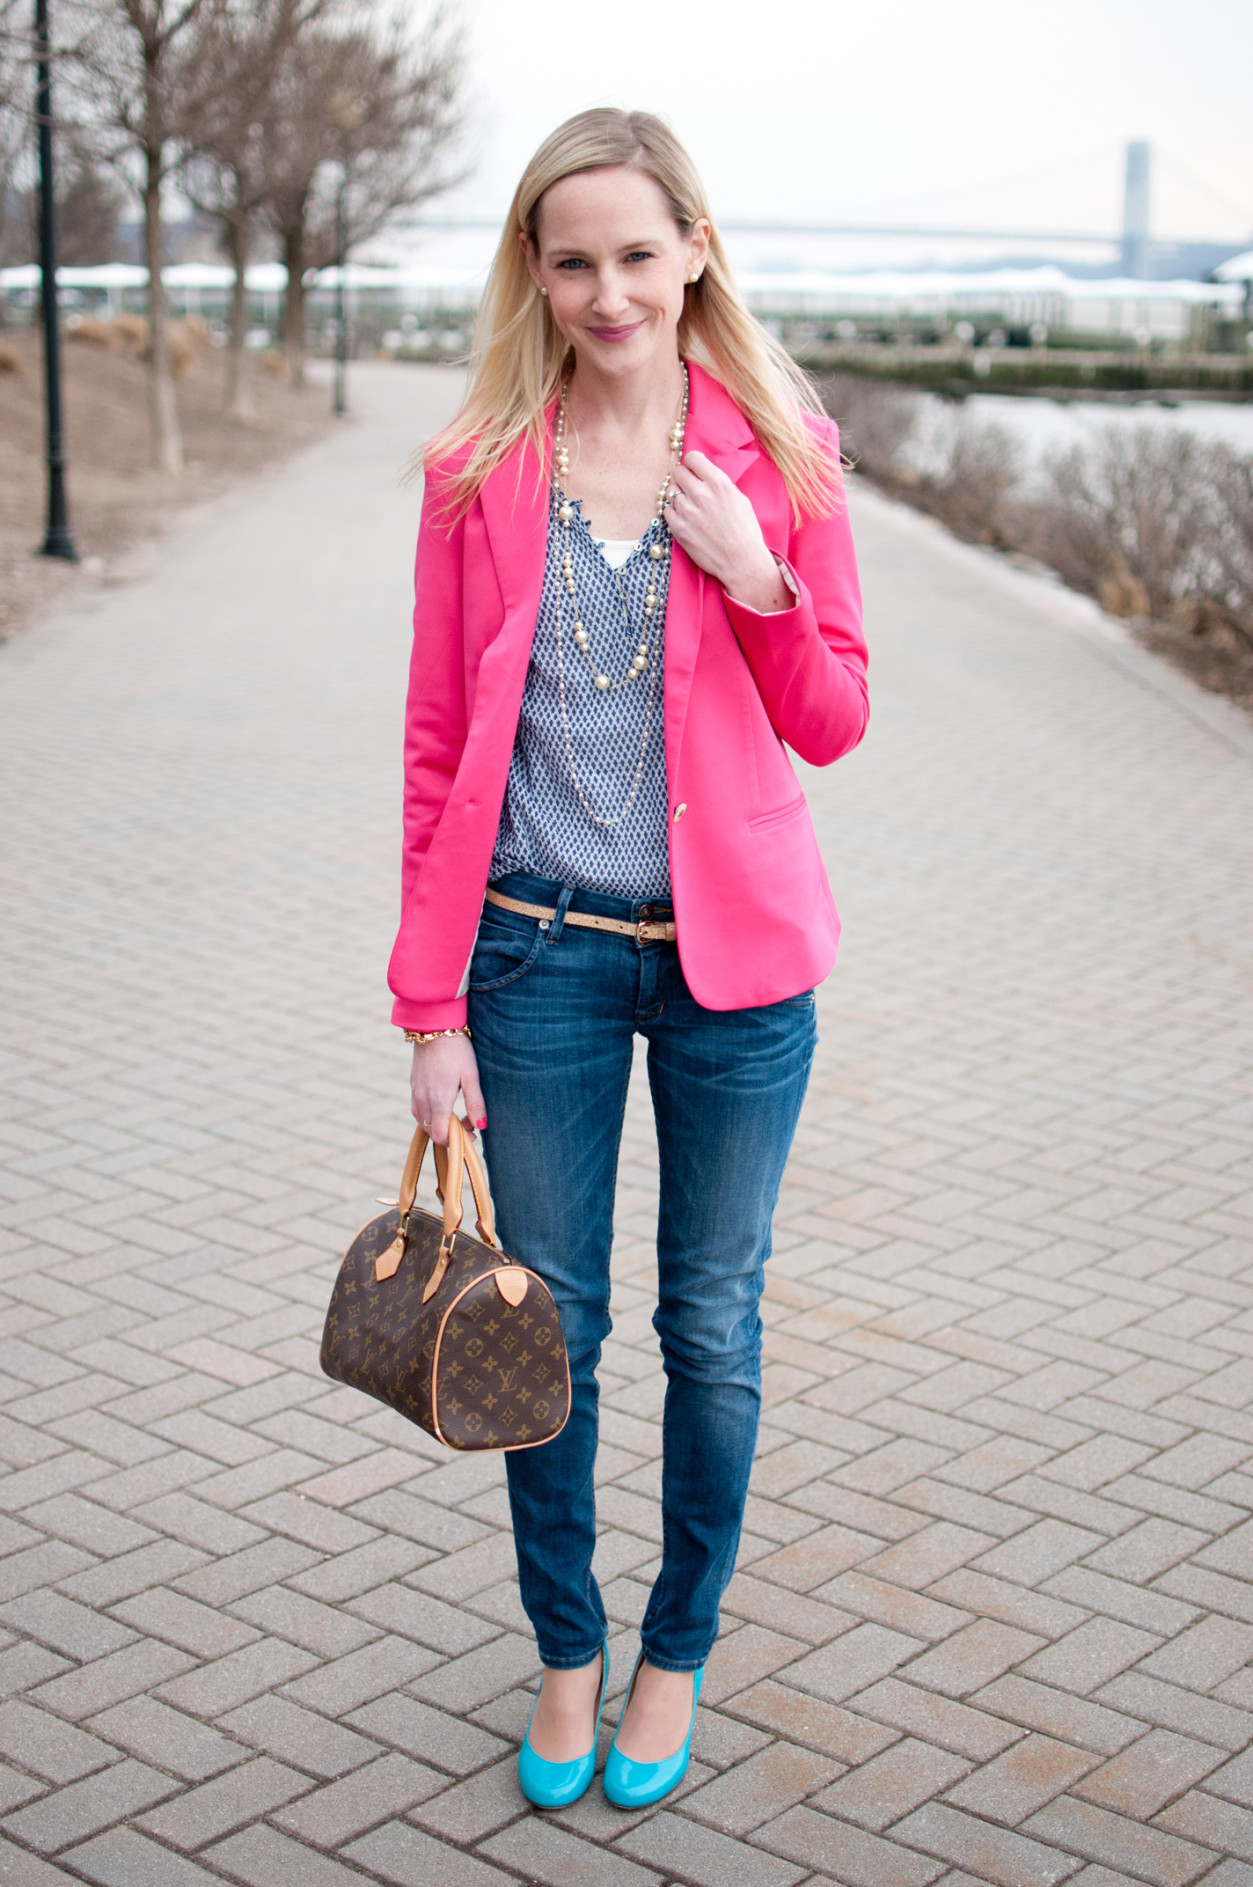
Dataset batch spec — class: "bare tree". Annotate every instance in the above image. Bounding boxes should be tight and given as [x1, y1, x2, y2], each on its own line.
[20, 134, 124, 262]
[177, 0, 327, 420]
[260, 6, 463, 387]
[0, 1, 31, 294]
[1, 27, 122, 274]
[65, 0, 228, 473]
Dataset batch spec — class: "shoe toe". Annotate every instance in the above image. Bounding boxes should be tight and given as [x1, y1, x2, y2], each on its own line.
[518, 1740, 596, 1809]
[602, 1744, 689, 1809]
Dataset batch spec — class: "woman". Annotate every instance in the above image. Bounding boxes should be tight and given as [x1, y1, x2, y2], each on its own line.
[390, 109, 867, 1811]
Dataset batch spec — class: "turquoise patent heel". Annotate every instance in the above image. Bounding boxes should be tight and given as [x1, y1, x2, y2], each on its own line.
[517, 1645, 609, 1810]
[603, 1654, 704, 1810]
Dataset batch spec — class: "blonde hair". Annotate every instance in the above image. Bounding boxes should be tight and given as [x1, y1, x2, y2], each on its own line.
[423, 108, 838, 521]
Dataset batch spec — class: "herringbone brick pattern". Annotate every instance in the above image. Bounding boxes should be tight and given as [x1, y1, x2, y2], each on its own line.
[1, 364, 1251, 1886]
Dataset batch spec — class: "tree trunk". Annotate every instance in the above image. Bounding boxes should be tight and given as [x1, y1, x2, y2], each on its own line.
[0, 182, 11, 321]
[143, 150, 182, 475]
[225, 212, 255, 421]
[282, 222, 306, 389]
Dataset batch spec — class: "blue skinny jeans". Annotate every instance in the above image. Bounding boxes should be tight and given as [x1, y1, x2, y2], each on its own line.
[467, 871, 816, 1673]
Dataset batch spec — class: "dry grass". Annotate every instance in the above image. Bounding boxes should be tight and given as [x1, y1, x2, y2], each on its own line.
[1138, 610, 1253, 715]
[0, 324, 332, 641]
[66, 313, 211, 379]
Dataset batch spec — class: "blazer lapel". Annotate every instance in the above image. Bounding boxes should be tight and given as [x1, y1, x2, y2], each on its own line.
[682, 360, 761, 482]
[478, 428, 550, 630]
[664, 363, 761, 783]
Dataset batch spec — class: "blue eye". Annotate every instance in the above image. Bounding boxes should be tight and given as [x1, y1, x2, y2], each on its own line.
[625, 252, 653, 263]
[556, 258, 587, 270]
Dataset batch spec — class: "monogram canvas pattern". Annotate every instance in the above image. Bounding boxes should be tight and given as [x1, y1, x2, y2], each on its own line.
[321, 1206, 570, 1452]
[491, 497, 673, 898]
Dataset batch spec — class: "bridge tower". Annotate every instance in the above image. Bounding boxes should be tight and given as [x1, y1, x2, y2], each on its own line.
[1122, 141, 1151, 278]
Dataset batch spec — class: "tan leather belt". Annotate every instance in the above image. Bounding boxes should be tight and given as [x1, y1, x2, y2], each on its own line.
[485, 887, 677, 944]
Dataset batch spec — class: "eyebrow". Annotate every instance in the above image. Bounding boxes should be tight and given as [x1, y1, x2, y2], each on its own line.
[544, 236, 663, 258]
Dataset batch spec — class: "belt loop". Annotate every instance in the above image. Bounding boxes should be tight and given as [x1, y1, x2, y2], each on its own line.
[547, 884, 576, 944]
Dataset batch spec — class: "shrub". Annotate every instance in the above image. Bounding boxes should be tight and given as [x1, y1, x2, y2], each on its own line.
[821, 374, 919, 483]
[818, 378, 1253, 681]
[915, 409, 1023, 548]
[67, 313, 205, 378]
[168, 317, 209, 380]
[67, 316, 122, 349]
[112, 311, 149, 352]
[1030, 425, 1212, 619]
[1204, 444, 1253, 650]
[821, 377, 1023, 547]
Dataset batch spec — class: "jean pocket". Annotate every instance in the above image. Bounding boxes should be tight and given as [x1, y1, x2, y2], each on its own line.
[467, 916, 545, 993]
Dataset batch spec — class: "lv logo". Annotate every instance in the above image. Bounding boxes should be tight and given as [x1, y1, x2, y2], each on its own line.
[496, 1365, 519, 1393]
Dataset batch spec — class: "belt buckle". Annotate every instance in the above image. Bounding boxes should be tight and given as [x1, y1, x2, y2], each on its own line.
[636, 905, 672, 944]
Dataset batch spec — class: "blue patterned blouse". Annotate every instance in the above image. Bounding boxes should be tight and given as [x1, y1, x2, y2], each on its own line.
[491, 495, 672, 899]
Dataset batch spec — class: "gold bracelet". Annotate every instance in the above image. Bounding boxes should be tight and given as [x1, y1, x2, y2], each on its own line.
[404, 1026, 472, 1046]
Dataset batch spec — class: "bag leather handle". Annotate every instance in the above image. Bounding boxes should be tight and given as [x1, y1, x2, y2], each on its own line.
[377, 1117, 497, 1282]
[452, 1118, 497, 1247]
[400, 1117, 495, 1247]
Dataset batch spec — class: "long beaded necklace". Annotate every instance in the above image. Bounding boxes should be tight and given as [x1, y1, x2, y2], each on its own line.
[550, 364, 689, 830]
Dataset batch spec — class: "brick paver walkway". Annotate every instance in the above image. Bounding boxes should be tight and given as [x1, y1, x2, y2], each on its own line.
[2, 364, 1252, 1887]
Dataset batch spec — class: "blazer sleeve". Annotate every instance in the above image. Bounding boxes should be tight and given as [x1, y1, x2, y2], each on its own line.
[399, 466, 469, 916]
[722, 420, 869, 768]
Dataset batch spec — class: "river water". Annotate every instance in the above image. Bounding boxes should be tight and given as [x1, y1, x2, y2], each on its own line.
[918, 393, 1253, 484]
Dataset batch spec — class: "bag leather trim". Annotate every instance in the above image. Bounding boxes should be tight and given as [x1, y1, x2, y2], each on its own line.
[430, 1264, 572, 1452]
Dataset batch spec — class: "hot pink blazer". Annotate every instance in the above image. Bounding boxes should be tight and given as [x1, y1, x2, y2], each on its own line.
[388, 362, 868, 1032]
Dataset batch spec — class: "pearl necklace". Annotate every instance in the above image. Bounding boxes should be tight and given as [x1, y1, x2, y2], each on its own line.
[548, 365, 689, 831]
[552, 365, 689, 694]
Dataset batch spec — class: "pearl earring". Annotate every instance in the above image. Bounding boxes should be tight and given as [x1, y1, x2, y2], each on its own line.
[539, 286, 548, 297]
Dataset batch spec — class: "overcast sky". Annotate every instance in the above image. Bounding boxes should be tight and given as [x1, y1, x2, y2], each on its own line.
[438, 0, 1252, 247]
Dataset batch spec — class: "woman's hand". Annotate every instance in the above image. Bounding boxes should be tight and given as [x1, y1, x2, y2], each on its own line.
[665, 451, 793, 613]
[409, 1037, 487, 1146]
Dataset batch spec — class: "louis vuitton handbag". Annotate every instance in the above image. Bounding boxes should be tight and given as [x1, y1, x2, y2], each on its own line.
[320, 1116, 570, 1453]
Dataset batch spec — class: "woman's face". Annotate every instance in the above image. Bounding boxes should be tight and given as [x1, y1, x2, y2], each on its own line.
[525, 166, 709, 379]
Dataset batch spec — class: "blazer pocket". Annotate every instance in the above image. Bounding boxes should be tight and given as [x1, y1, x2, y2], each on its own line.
[748, 794, 808, 833]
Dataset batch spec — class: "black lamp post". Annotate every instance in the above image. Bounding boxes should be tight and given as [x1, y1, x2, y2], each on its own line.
[34, 0, 77, 561]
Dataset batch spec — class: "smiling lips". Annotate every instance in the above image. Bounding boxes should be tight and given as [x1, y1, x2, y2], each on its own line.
[586, 321, 645, 344]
